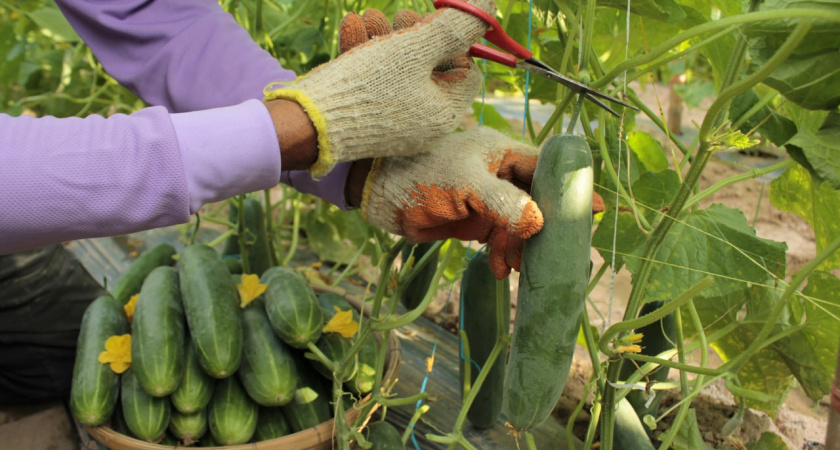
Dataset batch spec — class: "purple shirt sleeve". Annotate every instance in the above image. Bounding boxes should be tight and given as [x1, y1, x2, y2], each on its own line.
[0, 100, 282, 254]
[55, 0, 353, 208]
[0, 1, 356, 252]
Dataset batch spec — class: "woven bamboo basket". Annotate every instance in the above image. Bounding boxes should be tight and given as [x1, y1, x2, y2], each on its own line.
[85, 284, 402, 450]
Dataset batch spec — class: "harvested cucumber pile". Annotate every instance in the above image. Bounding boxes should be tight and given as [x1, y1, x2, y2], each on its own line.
[69, 243, 377, 447]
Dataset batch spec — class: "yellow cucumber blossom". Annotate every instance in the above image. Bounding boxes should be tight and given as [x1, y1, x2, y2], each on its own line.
[98, 334, 132, 374]
[323, 306, 359, 338]
[123, 294, 139, 322]
[238, 274, 267, 308]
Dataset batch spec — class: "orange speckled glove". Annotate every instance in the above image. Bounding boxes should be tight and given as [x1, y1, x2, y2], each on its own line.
[362, 127, 545, 278]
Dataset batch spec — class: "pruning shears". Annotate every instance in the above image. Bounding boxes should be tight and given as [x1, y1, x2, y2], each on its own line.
[433, 0, 637, 117]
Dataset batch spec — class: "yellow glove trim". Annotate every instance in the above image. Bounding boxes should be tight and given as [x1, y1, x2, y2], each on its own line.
[360, 158, 385, 220]
[264, 87, 334, 177]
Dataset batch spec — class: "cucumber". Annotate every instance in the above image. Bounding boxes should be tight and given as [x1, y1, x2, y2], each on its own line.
[121, 369, 171, 442]
[502, 134, 593, 431]
[618, 301, 676, 432]
[198, 433, 218, 447]
[281, 361, 331, 432]
[222, 197, 273, 276]
[179, 244, 243, 378]
[263, 267, 323, 349]
[238, 303, 298, 406]
[223, 256, 243, 274]
[131, 266, 186, 396]
[614, 398, 656, 450]
[208, 377, 259, 445]
[110, 399, 132, 437]
[310, 333, 357, 382]
[460, 251, 510, 429]
[171, 341, 215, 413]
[169, 407, 208, 444]
[111, 243, 177, 304]
[253, 406, 291, 442]
[364, 422, 404, 449]
[400, 242, 440, 310]
[70, 295, 129, 426]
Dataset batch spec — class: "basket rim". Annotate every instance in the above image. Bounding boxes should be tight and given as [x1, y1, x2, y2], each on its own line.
[85, 284, 402, 450]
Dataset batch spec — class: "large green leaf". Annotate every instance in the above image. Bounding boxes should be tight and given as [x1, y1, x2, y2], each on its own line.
[627, 131, 670, 173]
[599, 0, 687, 23]
[470, 102, 514, 136]
[593, 210, 647, 270]
[25, 6, 80, 43]
[784, 271, 840, 401]
[746, 432, 789, 450]
[626, 204, 787, 303]
[789, 112, 840, 190]
[747, 0, 840, 110]
[691, 285, 796, 415]
[304, 206, 373, 264]
[770, 164, 840, 271]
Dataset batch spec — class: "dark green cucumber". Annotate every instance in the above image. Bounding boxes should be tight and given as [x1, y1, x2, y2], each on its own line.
[237, 304, 298, 406]
[110, 399, 132, 437]
[614, 398, 656, 450]
[263, 267, 323, 349]
[364, 422, 404, 449]
[400, 242, 440, 310]
[618, 301, 676, 431]
[318, 292, 359, 321]
[502, 134, 593, 431]
[111, 243, 177, 304]
[179, 244, 242, 378]
[171, 341, 215, 413]
[253, 406, 291, 442]
[121, 369, 171, 442]
[208, 377, 259, 446]
[310, 333, 357, 382]
[281, 361, 331, 432]
[131, 266, 186, 396]
[168, 407, 208, 444]
[222, 197, 273, 276]
[460, 251, 510, 429]
[70, 295, 129, 426]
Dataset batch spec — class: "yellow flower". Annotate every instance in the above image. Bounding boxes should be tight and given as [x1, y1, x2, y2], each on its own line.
[322, 307, 359, 338]
[614, 344, 643, 354]
[425, 355, 435, 374]
[238, 274, 267, 308]
[98, 334, 132, 374]
[123, 294, 139, 322]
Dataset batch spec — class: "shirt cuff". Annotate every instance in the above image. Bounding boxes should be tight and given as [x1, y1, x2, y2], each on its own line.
[171, 99, 281, 213]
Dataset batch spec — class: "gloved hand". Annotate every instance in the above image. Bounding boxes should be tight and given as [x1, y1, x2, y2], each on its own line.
[362, 127, 544, 279]
[264, 1, 494, 176]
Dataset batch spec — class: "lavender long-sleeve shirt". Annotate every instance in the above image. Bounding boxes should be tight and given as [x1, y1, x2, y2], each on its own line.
[0, 0, 350, 254]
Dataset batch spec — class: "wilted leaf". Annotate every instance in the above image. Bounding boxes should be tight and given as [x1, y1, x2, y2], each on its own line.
[770, 164, 840, 271]
[625, 204, 787, 303]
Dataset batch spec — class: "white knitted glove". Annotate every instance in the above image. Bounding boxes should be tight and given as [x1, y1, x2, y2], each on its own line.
[264, 1, 494, 176]
[361, 127, 545, 278]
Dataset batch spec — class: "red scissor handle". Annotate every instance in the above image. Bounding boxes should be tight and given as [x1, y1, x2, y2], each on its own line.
[433, 0, 532, 61]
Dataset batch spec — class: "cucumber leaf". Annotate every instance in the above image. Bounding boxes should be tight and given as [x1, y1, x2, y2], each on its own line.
[592, 210, 646, 270]
[628, 131, 670, 173]
[671, 409, 714, 450]
[728, 90, 797, 147]
[770, 164, 840, 271]
[626, 204, 787, 303]
[788, 112, 840, 190]
[746, 432, 789, 450]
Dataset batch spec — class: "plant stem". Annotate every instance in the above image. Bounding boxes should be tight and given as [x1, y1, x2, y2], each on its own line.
[684, 159, 793, 209]
[263, 189, 279, 266]
[236, 196, 251, 274]
[204, 229, 236, 249]
[656, 309, 692, 450]
[402, 404, 430, 445]
[619, 353, 721, 377]
[281, 193, 301, 266]
[600, 277, 712, 358]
